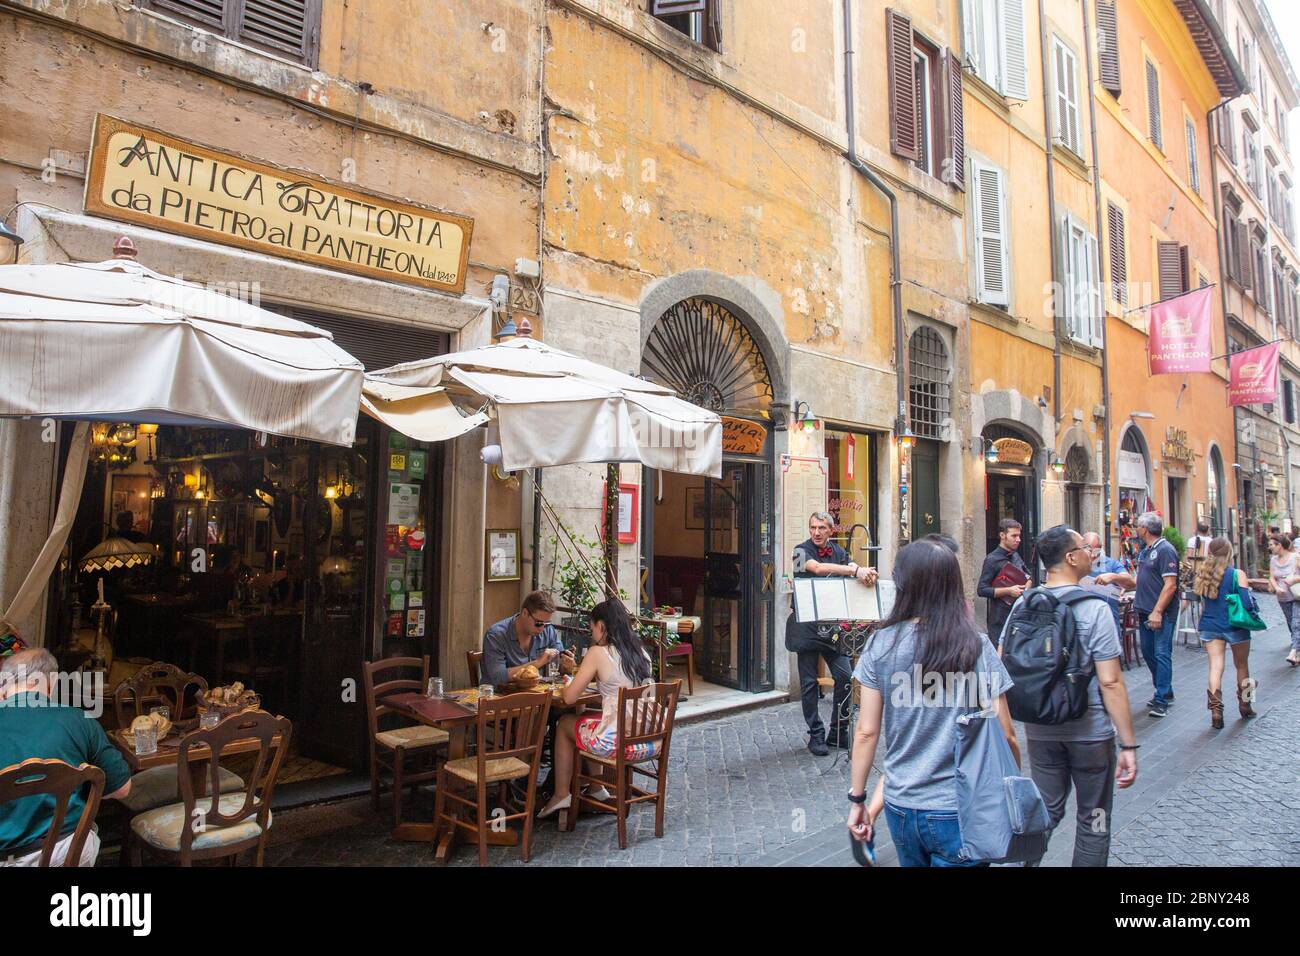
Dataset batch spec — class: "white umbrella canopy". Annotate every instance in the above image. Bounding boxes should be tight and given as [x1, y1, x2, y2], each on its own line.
[367, 335, 722, 477]
[0, 253, 364, 445]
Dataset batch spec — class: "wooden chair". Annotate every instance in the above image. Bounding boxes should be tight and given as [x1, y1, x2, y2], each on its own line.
[112, 661, 209, 727]
[0, 759, 105, 866]
[634, 614, 694, 696]
[432, 691, 551, 866]
[363, 655, 449, 826]
[566, 681, 681, 849]
[128, 710, 291, 867]
[466, 649, 484, 687]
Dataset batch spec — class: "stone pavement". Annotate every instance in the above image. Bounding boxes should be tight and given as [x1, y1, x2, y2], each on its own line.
[262, 596, 1300, 866]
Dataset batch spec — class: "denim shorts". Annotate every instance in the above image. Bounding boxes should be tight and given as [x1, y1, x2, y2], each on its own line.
[1200, 630, 1251, 646]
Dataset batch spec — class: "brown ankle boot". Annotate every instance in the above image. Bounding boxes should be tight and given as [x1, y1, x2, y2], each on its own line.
[1207, 689, 1224, 729]
[1237, 680, 1257, 719]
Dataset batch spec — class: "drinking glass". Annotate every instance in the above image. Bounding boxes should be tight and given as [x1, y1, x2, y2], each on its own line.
[478, 683, 494, 702]
[546, 658, 559, 682]
[199, 711, 220, 730]
[427, 678, 444, 699]
[134, 724, 158, 756]
[150, 705, 171, 723]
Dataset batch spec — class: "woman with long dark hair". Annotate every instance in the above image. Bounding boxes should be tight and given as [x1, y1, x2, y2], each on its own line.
[537, 599, 654, 820]
[845, 539, 1020, 866]
[1194, 537, 1257, 727]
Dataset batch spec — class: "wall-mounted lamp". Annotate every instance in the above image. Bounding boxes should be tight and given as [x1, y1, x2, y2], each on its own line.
[1050, 455, 1066, 476]
[791, 400, 820, 431]
[971, 434, 998, 463]
[895, 422, 915, 450]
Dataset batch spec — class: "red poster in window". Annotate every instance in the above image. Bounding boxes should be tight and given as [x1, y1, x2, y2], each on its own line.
[600, 482, 640, 544]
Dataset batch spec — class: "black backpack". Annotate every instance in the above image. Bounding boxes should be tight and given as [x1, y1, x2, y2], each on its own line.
[1001, 587, 1102, 725]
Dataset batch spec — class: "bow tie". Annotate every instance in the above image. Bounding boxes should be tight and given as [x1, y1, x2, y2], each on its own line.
[816, 546, 834, 559]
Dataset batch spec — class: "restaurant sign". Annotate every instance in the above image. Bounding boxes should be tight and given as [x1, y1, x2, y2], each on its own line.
[84, 115, 473, 294]
[721, 416, 766, 456]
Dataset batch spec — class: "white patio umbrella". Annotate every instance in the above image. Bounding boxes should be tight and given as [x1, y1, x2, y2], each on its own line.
[0, 250, 364, 445]
[363, 334, 722, 478]
[0, 242, 365, 641]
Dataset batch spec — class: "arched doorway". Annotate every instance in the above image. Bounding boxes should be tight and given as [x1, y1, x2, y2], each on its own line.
[1208, 445, 1226, 535]
[1117, 425, 1153, 563]
[641, 297, 776, 692]
[982, 423, 1040, 566]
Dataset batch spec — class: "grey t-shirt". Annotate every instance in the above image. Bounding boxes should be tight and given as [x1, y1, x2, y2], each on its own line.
[854, 621, 1013, 811]
[1000, 584, 1122, 742]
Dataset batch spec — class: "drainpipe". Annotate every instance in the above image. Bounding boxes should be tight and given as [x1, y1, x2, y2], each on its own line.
[1080, 0, 1112, 550]
[842, 0, 908, 546]
[1039, 0, 1062, 428]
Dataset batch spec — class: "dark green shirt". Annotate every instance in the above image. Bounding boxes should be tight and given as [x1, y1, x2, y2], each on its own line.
[0, 692, 131, 852]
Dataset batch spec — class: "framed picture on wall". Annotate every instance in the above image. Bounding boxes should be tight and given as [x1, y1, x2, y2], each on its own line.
[109, 474, 152, 537]
[685, 486, 706, 530]
[486, 529, 520, 582]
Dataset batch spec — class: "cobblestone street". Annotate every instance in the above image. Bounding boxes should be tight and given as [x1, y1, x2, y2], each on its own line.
[263, 596, 1300, 867]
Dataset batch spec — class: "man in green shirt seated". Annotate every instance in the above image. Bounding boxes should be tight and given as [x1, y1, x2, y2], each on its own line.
[0, 648, 132, 866]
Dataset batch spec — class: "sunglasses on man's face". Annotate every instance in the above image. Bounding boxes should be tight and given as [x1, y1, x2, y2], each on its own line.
[524, 611, 550, 629]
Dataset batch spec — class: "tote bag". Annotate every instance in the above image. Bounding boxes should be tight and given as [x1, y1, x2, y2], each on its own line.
[953, 709, 1051, 864]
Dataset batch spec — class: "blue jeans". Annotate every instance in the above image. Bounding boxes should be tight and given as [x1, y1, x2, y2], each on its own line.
[883, 803, 987, 868]
[1139, 614, 1175, 705]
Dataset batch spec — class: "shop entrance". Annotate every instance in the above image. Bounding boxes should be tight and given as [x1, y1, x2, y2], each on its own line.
[640, 296, 777, 694]
[648, 457, 773, 692]
[982, 426, 1040, 566]
[46, 306, 449, 782]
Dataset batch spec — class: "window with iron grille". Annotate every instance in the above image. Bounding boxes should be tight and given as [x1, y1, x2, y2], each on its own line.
[908, 326, 951, 439]
[144, 0, 322, 66]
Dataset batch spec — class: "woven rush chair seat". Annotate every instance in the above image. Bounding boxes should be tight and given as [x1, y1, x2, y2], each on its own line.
[443, 755, 531, 784]
[375, 725, 449, 749]
[121, 765, 245, 814]
[131, 794, 269, 852]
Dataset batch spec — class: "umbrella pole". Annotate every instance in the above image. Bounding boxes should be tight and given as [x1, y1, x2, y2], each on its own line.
[604, 463, 619, 599]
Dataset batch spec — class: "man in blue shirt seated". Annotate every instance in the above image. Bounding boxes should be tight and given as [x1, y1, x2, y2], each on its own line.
[481, 590, 576, 687]
[0, 649, 132, 866]
[1083, 531, 1136, 634]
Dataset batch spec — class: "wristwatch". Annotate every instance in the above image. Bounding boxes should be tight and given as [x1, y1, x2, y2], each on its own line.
[1118, 742, 1140, 750]
[847, 790, 867, 804]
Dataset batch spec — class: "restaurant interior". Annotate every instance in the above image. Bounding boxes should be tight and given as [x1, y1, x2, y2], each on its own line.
[48, 415, 443, 786]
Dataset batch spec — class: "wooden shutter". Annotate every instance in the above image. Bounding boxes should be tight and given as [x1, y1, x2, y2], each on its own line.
[706, 0, 723, 50]
[1107, 201, 1128, 306]
[943, 49, 966, 190]
[236, 0, 320, 64]
[1157, 240, 1184, 299]
[1097, 1, 1121, 97]
[972, 162, 1009, 306]
[149, 0, 227, 31]
[962, 0, 982, 76]
[1053, 40, 1080, 153]
[651, 0, 706, 14]
[887, 10, 920, 162]
[1086, 232, 1103, 346]
[1237, 221, 1252, 290]
[1146, 59, 1162, 150]
[1221, 108, 1237, 164]
[1000, 0, 1029, 100]
[1186, 118, 1200, 192]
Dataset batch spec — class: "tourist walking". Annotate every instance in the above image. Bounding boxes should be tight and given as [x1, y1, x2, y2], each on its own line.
[1194, 538, 1258, 727]
[846, 538, 1018, 867]
[1133, 513, 1179, 717]
[1267, 534, 1300, 667]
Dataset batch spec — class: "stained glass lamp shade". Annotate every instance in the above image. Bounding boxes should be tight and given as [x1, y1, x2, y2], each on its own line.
[80, 536, 157, 573]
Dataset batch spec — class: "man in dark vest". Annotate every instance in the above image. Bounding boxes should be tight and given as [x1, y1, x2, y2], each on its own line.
[786, 511, 876, 756]
[977, 518, 1029, 647]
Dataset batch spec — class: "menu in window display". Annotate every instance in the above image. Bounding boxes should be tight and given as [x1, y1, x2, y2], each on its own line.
[408, 450, 427, 480]
[406, 609, 426, 637]
[386, 558, 406, 596]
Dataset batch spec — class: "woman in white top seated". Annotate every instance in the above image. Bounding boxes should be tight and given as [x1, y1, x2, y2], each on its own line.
[538, 599, 654, 819]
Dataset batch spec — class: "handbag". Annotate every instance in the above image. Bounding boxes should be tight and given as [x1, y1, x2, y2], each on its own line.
[953, 708, 1050, 864]
[1225, 576, 1267, 631]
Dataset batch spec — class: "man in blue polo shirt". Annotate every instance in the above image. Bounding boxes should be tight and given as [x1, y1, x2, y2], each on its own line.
[1133, 513, 1180, 717]
[0, 649, 132, 866]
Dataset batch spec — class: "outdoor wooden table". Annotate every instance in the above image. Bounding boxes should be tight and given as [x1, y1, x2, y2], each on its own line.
[386, 681, 601, 862]
[109, 718, 284, 796]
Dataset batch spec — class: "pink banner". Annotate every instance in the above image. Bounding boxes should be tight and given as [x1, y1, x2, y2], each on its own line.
[1147, 286, 1214, 374]
[1229, 342, 1280, 406]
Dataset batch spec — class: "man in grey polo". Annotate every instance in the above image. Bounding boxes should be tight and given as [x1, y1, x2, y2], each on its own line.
[1003, 526, 1140, 867]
